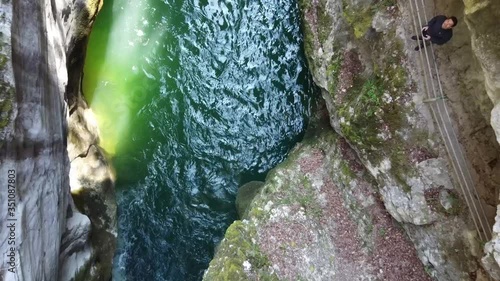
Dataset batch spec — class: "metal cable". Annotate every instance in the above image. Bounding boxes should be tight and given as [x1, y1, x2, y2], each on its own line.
[413, 0, 487, 242]
[428, 38, 492, 240]
[408, 0, 491, 242]
[416, 0, 492, 241]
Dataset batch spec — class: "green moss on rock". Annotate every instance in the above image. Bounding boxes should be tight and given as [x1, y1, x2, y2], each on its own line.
[204, 221, 277, 281]
[0, 54, 7, 70]
[0, 83, 14, 131]
[334, 33, 424, 189]
[0, 31, 14, 132]
[425, 188, 463, 216]
[342, 1, 374, 39]
[342, 0, 397, 39]
[339, 160, 356, 180]
[302, 21, 315, 67]
[236, 181, 265, 219]
[326, 53, 343, 95]
[279, 176, 323, 218]
[444, 191, 462, 216]
[338, 75, 383, 150]
[316, 0, 333, 44]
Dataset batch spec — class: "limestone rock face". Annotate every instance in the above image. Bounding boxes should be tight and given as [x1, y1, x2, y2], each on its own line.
[493, 104, 500, 144]
[67, 106, 117, 281]
[463, 0, 500, 105]
[0, 0, 115, 280]
[204, 130, 432, 280]
[461, 0, 500, 278]
[300, 0, 486, 279]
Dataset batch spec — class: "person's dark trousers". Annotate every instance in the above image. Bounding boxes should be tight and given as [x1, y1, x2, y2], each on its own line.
[411, 30, 431, 51]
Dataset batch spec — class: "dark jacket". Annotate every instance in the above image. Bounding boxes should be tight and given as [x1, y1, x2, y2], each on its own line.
[426, 15, 453, 45]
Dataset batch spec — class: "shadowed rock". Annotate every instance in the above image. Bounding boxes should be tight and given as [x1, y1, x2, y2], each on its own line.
[0, 0, 115, 280]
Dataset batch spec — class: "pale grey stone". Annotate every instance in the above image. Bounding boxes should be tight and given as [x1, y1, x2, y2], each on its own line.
[0, 0, 115, 280]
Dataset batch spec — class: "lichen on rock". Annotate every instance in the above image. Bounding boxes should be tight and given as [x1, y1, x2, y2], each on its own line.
[204, 220, 278, 281]
[0, 1, 14, 142]
[204, 129, 432, 280]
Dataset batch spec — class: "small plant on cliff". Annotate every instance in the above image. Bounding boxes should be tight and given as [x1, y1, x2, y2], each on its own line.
[342, 1, 373, 39]
[363, 78, 382, 103]
[326, 53, 343, 94]
[358, 77, 383, 117]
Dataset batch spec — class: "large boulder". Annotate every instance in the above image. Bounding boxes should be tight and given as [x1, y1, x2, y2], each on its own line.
[204, 129, 432, 280]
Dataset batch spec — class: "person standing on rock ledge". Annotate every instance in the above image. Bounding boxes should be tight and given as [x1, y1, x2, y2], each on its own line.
[411, 15, 458, 51]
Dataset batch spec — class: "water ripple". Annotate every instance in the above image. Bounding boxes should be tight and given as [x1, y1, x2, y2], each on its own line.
[86, 0, 316, 279]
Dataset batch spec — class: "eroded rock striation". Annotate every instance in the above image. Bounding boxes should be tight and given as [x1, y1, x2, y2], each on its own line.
[205, 0, 500, 280]
[0, 0, 115, 280]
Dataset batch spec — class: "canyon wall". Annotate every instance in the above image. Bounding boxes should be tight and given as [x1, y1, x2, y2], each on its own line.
[0, 0, 115, 280]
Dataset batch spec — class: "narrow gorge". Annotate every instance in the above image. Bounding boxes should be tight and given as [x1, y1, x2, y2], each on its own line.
[1, 0, 500, 280]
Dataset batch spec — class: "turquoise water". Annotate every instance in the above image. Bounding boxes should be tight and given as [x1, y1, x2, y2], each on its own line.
[83, 0, 315, 279]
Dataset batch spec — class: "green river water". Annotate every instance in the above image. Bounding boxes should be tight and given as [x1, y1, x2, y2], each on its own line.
[83, 0, 316, 279]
